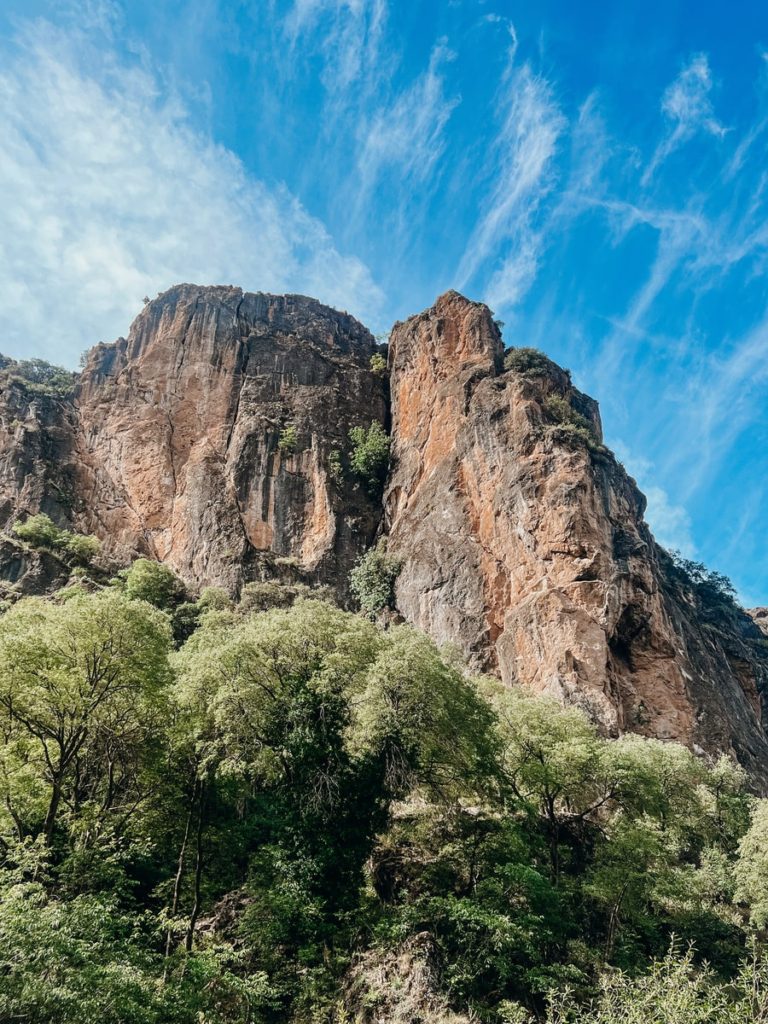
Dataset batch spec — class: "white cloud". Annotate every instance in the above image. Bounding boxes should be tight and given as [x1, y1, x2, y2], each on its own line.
[457, 62, 565, 309]
[0, 18, 383, 367]
[283, 0, 388, 98]
[642, 54, 726, 185]
[355, 42, 459, 199]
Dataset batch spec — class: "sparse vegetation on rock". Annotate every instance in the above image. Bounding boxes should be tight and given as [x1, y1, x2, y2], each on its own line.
[504, 346, 567, 380]
[278, 423, 299, 455]
[349, 420, 390, 495]
[349, 539, 402, 614]
[12, 512, 101, 566]
[543, 394, 603, 450]
[0, 356, 76, 398]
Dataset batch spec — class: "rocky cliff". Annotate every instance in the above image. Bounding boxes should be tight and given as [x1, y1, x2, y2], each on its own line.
[384, 291, 768, 778]
[2, 285, 768, 780]
[1, 285, 387, 593]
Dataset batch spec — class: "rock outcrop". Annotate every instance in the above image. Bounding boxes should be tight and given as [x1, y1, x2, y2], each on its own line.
[1, 284, 767, 780]
[1, 285, 387, 594]
[384, 291, 768, 780]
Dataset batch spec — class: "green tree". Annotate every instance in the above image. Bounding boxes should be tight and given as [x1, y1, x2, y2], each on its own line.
[64, 532, 101, 565]
[369, 352, 387, 375]
[278, 424, 298, 455]
[349, 421, 390, 495]
[735, 799, 768, 930]
[349, 540, 402, 615]
[124, 558, 186, 610]
[0, 591, 171, 844]
[13, 512, 65, 549]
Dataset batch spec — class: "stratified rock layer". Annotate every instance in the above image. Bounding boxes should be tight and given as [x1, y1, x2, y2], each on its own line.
[384, 291, 768, 780]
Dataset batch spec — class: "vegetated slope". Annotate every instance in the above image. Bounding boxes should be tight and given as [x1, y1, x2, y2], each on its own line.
[0, 285, 766, 782]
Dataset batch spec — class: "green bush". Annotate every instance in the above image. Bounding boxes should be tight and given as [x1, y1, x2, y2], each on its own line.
[197, 586, 232, 612]
[63, 533, 101, 565]
[278, 424, 299, 455]
[504, 347, 565, 379]
[13, 513, 64, 549]
[349, 421, 390, 496]
[123, 558, 185, 610]
[667, 550, 738, 609]
[328, 448, 343, 484]
[543, 395, 601, 450]
[12, 514, 100, 565]
[171, 601, 201, 646]
[370, 352, 387, 376]
[349, 540, 402, 615]
[3, 358, 75, 398]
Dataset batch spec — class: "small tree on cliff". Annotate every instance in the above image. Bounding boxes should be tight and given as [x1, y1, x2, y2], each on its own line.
[349, 541, 402, 616]
[349, 421, 390, 496]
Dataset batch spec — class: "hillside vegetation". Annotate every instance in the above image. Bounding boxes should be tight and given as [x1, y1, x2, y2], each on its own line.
[1, 561, 768, 1022]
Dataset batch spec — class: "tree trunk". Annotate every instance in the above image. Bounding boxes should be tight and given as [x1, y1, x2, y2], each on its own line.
[184, 783, 206, 952]
[43, 776, 63, 844]
[164, 778, 198, 971]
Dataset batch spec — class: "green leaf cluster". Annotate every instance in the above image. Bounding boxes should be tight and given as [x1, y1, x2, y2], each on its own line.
[13, 513, 101, 565]
[349, 420, 390, 495]
[349, 540, 402, 615]
[1, 356, 76, 398]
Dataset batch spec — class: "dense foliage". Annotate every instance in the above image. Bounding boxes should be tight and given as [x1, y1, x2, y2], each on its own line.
[349, 421, 390, 496]
[504, 347, 567, 380]
[0, 356, 76, 397]
[0, 577, 767, 1022]
[543, 395, 602, 451]
[666, 549, 739, 609]
[349, 539, 402, 615]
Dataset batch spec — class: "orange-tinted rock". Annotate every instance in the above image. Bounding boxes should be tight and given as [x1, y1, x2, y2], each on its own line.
[2, 285, 386, 595]
[384, 291, 768, 781]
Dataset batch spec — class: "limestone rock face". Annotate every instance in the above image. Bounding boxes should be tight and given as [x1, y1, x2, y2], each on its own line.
[384, 292, 768, 779]
[1, 285, 386, 595]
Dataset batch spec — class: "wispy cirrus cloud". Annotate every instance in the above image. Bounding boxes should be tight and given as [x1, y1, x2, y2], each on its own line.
[613, 444, 697, 556]
[0, 16, 383, 366]
[355, 41, 459, 201]
[457, 60, 566, 308]
[642, 54, 727, 185]
[283, 0, 388, 99]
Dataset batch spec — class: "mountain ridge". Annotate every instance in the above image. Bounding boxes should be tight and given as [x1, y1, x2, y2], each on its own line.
[3, 283, 767, 783]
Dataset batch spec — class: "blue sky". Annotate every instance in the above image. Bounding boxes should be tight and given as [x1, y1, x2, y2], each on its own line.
[0, 0, 766, 604]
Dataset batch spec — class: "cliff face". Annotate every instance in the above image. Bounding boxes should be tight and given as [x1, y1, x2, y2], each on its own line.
[2, 285, 387, 594]
[1, 285, 767, 779]
[384, 292, 768, 778]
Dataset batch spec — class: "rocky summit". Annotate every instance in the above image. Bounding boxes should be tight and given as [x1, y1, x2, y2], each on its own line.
[3, 284, 768, 782]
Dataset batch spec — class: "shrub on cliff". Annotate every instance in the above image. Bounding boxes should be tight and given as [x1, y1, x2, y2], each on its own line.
[349, 540, 402, 615]
[370, 352, 387, 376]
[12, 513, 101, 565]
[2, 357, 76, 398]
[278, 424, 298, 455]
[13, 513, 63, 549]
[543, 395, 602, 450]
[349, 421, 390, 495]
[328, 448, 343, 483]
[504, 346, 567, 380]
[667, 550, 739, 609]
